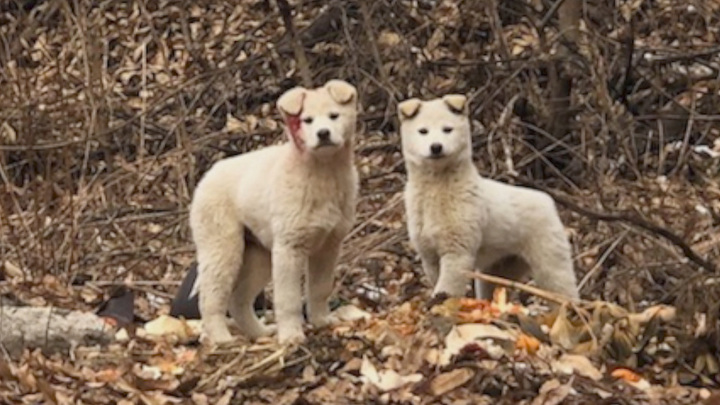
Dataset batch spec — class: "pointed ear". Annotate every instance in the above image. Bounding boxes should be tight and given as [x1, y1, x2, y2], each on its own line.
[277, 87, 306, 117]
[442, 94, 468, 115]
[325, 80, 357, 105]
[398, 98, 422, 121]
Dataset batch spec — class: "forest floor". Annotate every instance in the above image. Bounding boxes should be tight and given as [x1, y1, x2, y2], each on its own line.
[0, 0, 719, 403]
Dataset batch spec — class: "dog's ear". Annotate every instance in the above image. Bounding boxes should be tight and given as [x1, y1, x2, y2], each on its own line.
[325, 80, 357, 105]
[398, 98, 422, 121]
[442, 94, 468, 115]
[277, 87, 306, 117]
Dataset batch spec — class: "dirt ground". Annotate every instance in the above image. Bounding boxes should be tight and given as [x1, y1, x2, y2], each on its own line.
[0, 0, 719, 403]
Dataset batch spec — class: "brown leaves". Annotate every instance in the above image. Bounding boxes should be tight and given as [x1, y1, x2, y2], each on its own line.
[531, 379, 572, 405]
[428, 368, 474, 396]
[552, 354, 603, 381]
[611, 367, 642, 383]
[359, 355, 422, 392]
[430, 288, 526, 324]
[516, 333, 541, 355]
[543, 301, 678, 366]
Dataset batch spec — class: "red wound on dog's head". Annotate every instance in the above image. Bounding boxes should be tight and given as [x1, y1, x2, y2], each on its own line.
[285, 114, 304, 151]
[277, 87, 307, 152]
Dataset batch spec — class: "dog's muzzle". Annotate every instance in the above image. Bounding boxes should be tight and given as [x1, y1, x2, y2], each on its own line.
[314, 128, 338, 148]
[428, 142, 445, 159]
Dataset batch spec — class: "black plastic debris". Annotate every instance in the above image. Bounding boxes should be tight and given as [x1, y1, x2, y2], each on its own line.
[96, 286, 135, 327]
[170, 262, 270, 320]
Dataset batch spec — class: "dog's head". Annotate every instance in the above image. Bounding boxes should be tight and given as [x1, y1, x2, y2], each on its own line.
[277, 80, 358, 156]
[397, 94, 471, 167]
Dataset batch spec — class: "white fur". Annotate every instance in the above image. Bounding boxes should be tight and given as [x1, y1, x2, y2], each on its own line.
[190, 80, 359, 345]
[398, 95, 579, 300]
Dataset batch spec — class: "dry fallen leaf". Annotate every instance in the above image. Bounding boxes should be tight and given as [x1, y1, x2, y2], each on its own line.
[115, 328, 130, 342]
[141, 315, 196, 341]
[16, 364, 38, 391]
[548, 304, 583, 350]
[610, 368, 652, 391]
[429, 367, 474, 396]
[0, 122, 17, 143]
[611, 368, 642, 383]
[531, 378, 572, 405]
[2, 260, 25, 279]
[94, 368, 123, 383]
[332, 304, 372, 322]
[629, 305, 677, 324]
[359, 355, 422, 392]
[516, 333, 541, 355]
[148, 357, 185, 376]
[441, 323, 514, 365]
[0, 358, 14, 381]
[225, 113, 245, 132]
[553, 354, 603, 381]
[377, 30, 402, 48]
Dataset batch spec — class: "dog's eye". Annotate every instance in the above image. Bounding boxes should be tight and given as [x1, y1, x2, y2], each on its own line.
[418, 128, 428, 135]
[443, 126, 453, 134]
[303, 117, 313, 124]
[329, 112, 339, 120]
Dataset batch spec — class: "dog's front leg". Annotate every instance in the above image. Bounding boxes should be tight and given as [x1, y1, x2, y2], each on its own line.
[272, 245, 308, 344]
[434, 252, 475, 297]
[307, 241, 341, 328]
[419, 250, 440, 286]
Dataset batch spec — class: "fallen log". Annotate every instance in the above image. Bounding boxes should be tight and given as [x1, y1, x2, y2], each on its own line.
[0, 306, 114, 357]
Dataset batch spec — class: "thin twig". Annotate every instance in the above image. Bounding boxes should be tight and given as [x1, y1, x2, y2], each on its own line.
[198, 346, 248, 389]
[87, 280, 182, 287]
[539, 0, 570, 29]
[618, 16, 635, 105]
[670, 89, 697, 177]
[516, 180, 719, 274]
[465, 272, 580, 305]
[358, 1, 390, 90]
[577, 230, 628, 290]
[277, 0, 312, 87]
[235, 346, 288, 382]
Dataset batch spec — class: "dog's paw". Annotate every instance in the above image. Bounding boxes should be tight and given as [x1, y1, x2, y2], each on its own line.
[203, 328, 234, 346]
[277, 326, 306, 345]
[246, 323, 277, 339]
[309, 313, 339, 329]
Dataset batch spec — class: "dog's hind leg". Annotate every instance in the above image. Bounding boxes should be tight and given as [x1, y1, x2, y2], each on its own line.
[522, 231, 579, 300]
[228, 245, 274, 339]
[193, 206, 245, 344]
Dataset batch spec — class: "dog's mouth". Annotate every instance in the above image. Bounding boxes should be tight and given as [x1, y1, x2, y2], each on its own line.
[427, 154, 445, 160]
[315, 140, 338, 149]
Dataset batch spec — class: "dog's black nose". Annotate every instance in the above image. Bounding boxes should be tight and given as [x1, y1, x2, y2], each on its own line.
[317, 129, 330, 141]
[430, 143, 443, 155]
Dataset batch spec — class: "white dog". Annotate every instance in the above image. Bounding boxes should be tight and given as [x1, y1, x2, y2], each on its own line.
[189, 80, 359, 344]
[398, 95, 579, 300]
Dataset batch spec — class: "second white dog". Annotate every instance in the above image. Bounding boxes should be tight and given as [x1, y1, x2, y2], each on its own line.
[398, 94, 579, 300]
[190, 80, 359, 344]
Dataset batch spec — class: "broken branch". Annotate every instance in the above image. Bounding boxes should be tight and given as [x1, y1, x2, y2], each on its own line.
[277, 0, 313, 87]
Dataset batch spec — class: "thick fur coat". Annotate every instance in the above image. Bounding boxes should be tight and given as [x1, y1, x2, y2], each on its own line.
[398, 95, 579, 300]
[190, 80, 359, 344]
